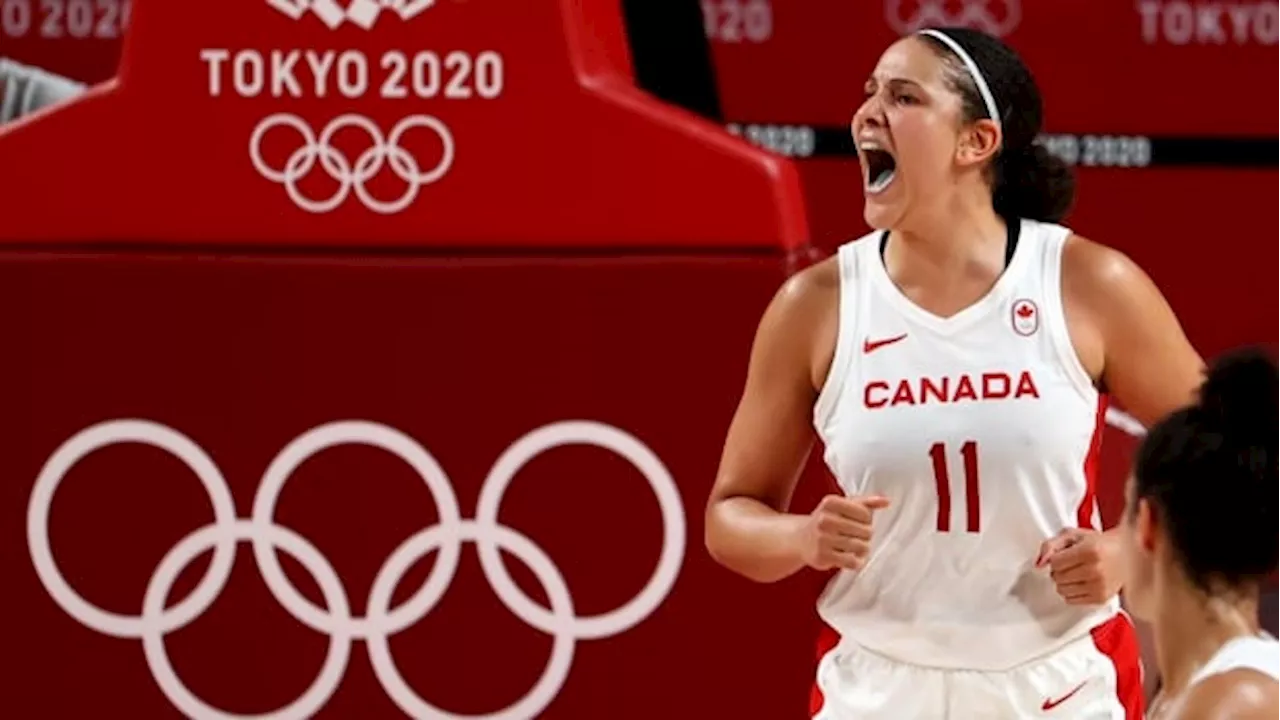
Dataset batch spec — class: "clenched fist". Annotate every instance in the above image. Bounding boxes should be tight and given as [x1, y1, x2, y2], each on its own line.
[798, 494, 891, 571]
[1035, 528, 1123, 605]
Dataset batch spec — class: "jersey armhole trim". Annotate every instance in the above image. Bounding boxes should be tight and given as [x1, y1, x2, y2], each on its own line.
[1188, 637, 1280, 687]
[1044, 231, 1099, 405]
[813, 244, 857, 434]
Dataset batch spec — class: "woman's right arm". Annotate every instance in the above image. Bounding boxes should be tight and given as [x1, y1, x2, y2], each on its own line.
[704, 263, 838, 584]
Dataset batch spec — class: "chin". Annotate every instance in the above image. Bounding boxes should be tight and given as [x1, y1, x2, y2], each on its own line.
[863, 206, 891, 230]
[862, 195, 903, 231]
[860, 169, 908, 230]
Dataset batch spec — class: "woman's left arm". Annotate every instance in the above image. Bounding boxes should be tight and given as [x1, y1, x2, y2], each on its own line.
[1038, 236, 1205, 605]
[1065, 235, 1205, 426]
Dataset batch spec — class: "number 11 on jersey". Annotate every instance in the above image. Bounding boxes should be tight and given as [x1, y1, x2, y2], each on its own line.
[929, 441, 980, 533]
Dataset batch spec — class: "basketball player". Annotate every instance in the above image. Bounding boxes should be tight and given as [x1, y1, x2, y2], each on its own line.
[704, 26, 1205, 718]
[1119, 348, 1278, 719]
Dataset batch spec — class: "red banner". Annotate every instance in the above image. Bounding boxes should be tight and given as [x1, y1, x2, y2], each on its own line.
[14, 1, 1279, 135]
[706, 0, 1279, 134]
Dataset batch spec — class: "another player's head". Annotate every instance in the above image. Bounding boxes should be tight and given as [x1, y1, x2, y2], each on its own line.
[852, 28, 1074, 231]
[1120, 348, 1278, 621]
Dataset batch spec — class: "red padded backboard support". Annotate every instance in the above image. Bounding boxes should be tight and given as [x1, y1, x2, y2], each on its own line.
[0, 0, 809, 250]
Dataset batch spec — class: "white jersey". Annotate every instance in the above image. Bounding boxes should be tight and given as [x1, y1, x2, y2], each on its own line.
[812, 219, 1117, 671]
[1188, 634, 1280, 687]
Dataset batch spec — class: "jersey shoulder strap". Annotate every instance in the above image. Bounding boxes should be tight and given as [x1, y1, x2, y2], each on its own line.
[813, 232, 878, 431]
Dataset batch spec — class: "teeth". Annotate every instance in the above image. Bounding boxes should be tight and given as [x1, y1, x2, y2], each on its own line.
[868, 169, 896, 194]
[859, 142, 897, 194]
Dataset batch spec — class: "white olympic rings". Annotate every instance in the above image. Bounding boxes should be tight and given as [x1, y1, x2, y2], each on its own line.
[27, 418, 685, 719]
[265, 0, 437, 29]
[249, 113, 455, 215]
[886, 0, 1021, 36]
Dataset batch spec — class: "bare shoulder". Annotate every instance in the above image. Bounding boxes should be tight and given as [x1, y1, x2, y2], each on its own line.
[754, 254, 841, 392]
[1061, 232, 1181, 340]
[1061, 234, 1156, 301]
[777, 254, 840, 308]
[1060, 233, 1202, 423]
[1174, 670, 1279, 720]
[759, 254, 839, 340]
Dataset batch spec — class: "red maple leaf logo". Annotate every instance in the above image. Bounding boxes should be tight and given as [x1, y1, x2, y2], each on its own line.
[1016, 304, 1034, 318]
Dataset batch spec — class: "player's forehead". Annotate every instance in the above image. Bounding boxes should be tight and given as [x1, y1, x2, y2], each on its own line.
[868, 36, 950, 90]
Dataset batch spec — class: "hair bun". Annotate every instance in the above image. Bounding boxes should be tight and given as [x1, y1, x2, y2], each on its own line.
[993, 142, 1075, 223]
[1199, 347, 1278, 433]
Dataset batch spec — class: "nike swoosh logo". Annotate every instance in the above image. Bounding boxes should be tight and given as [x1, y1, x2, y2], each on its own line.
[863, 334, 908, 353]
[1041, 681, 1087, 711]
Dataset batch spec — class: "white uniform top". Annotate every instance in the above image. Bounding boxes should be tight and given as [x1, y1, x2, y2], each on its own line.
[1188, 634, 1280, 686]
[812, 219, 1117, 671]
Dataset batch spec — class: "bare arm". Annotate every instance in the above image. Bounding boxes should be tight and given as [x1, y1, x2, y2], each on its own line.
[1059, 237, 1207, 692]
[704, 262, 837, 583]
[1063, 236, 1205, 427]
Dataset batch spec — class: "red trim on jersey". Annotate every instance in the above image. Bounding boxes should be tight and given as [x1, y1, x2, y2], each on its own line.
[1077, 395, 1108, 530]
[809, 624, 841, 717]
[1090, 613, 1145, 719]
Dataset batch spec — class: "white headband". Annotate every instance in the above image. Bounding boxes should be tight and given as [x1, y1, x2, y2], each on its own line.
[917, 29, 1001, 131]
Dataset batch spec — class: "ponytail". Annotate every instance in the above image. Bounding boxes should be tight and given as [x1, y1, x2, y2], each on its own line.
[992, 143, 1076, 223]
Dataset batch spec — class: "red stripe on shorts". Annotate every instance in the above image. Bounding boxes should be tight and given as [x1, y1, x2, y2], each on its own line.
[809, 624, 841, 717]
[1090, 613, 1145, 720]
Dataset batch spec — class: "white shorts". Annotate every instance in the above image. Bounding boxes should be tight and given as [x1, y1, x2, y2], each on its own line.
[811, 613, 1144, 719]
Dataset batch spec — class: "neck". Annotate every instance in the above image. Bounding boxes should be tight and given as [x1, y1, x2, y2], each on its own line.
[1153, 581, 1259, 695]
[889, 190, 1008, 275]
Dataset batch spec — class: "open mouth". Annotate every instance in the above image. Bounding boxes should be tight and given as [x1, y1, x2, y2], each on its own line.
[862, 147, 898, 194]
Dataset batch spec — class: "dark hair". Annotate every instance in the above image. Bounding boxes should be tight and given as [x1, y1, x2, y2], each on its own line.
[917, 28, 1075, 223]
[1132, 347, 1278, 593]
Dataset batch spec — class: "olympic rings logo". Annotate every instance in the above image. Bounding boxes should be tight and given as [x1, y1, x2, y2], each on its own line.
[885, 0, 1021, 36]
[27, 419, 685, 719]
[266, 0, 436, 29]
[249, 113, 455, 215]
